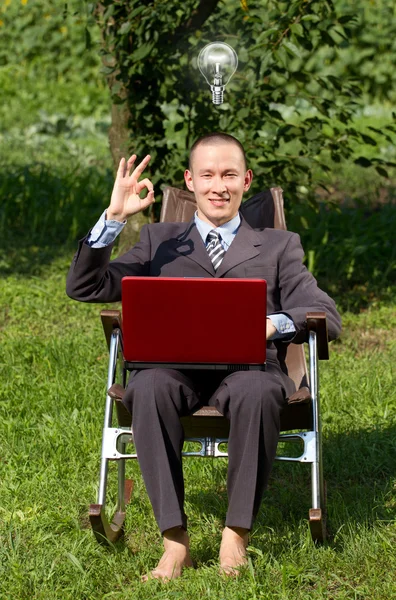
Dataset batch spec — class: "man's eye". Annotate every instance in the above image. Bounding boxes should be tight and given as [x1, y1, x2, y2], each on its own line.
[225, 173, 237, 178]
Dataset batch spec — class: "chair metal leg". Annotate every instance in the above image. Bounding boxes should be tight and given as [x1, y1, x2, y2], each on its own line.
[89, 479, 134, 545]
[308, 330, 327, 542]
[117, 442, 127, 513]
[90, 329, 133, 545]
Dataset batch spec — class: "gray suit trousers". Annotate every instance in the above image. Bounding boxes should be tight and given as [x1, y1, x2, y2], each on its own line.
[122, 366, 292, 533]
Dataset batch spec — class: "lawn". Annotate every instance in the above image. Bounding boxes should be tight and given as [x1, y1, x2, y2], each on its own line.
[0, 246, 395, 599]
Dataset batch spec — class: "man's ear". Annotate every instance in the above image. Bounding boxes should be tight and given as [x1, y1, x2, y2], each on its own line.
[243, 169, 253, 192]
[184, 169, 194, 192]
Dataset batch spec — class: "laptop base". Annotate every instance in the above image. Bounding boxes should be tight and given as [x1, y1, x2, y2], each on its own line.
[124, 362, 266, 372]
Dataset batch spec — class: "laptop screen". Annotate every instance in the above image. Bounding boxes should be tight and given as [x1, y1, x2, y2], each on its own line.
[121, 277, 267, 368]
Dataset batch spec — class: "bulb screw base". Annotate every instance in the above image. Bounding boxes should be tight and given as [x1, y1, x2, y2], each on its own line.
[211, 85, 224, 105]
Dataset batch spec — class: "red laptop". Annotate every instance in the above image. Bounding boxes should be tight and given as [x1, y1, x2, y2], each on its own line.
[121, 277, 267, 370]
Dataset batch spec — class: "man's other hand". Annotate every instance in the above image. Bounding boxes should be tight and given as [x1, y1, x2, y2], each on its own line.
[107, 154, 155, 222]
[266, 317, 277, 340]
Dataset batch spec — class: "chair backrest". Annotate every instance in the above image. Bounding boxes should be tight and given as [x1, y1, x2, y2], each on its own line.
[160, 186, 308, 390]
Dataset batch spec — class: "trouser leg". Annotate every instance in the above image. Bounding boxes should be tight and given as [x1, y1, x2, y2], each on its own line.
[122, 368, 200, 533]
[210, 369, 291, 530]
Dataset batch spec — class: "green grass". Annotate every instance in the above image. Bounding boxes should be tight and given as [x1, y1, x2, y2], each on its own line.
[0, 254, 395, 599]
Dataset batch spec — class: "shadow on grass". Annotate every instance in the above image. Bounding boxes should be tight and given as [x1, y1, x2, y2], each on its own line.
[185, 425, 395, 556]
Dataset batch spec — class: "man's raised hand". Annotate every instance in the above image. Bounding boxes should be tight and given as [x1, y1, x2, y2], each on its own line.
[106, 154, 155, 222]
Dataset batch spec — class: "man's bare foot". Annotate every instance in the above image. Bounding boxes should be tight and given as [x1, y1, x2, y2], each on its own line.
[141, 527, 193, 582]
[219, 526, 249, 576]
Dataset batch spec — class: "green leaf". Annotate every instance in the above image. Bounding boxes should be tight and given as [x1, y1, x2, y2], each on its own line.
[273, 46, 288, 65]
[66, 552, 86, 576]
[290, 23, 304, 37]
[301, 15, 320, 22]
[119, 21, 132, 35]
[237, 107, 249, 119]
[100, 65, 116, 75]
[131, 43, 155, 62]
[256, 28, 279, 43]
[130, 6, 146, 19]
[282, 40, 302, 59]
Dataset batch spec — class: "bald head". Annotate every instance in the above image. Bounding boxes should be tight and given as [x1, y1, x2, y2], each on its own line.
[189, 133, 247, 171]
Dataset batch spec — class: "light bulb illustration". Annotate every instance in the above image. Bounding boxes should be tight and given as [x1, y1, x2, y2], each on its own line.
[198, 42, 238, 105]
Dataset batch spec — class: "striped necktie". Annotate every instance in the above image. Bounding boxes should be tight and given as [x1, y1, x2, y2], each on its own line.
[206, 230, 226, 270]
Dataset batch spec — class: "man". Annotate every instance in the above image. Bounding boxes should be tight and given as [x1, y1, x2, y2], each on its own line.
[67, 133, 341, 580]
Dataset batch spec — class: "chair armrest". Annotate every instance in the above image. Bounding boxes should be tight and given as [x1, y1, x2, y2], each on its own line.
[306, 312, 329, 360]
[108, 383, 125, 400]
[101, 310, 122, 351]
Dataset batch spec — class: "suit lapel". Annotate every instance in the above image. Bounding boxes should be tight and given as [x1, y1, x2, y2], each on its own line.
[174, 215, 262, 277]
[215, 217, 262, 277]
[175, 219, 215, 276]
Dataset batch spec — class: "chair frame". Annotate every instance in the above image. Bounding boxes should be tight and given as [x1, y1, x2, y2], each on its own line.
[88, 187, 329, 545]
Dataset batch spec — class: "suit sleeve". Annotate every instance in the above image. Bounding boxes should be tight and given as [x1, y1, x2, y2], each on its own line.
[277, 232, 342, 342]
[66, 225, 152, 303]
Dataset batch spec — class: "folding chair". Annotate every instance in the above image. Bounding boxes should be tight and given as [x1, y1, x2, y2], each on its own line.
[89, 187, 330, 545]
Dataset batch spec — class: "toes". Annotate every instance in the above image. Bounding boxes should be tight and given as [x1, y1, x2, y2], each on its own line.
[141, 571, 164, 583]
[219, 563, 247, 577]
[140, 568, 177, 583]
[140, 569, 162, 583]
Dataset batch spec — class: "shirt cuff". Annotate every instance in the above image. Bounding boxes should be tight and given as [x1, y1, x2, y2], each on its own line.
[267, 313, 296, 340]
[86, 210, 126, 248]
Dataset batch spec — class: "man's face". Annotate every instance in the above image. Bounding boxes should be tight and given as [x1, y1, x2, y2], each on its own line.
[184, 142, 253, 228]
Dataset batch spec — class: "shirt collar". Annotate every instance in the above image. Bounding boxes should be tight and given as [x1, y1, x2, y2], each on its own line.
[194, 212, 241, 247]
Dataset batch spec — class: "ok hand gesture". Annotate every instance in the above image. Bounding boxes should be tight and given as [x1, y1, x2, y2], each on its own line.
[106, 154, 155, 222]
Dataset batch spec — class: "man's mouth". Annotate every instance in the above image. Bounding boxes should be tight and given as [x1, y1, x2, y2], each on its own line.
[209, 197, 230, 206]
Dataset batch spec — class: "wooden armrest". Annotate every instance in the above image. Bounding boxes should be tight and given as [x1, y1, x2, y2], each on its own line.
[288, 386, 311, 404]
[108, 383, 125, 400]
[101, 310, 122, 351]
[306, 312, 329, 360]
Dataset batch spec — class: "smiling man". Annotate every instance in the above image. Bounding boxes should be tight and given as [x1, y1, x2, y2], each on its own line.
[67, 132, 341, 581]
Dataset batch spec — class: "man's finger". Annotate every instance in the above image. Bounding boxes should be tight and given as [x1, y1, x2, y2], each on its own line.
[124, 154, 137, 177]
[131, 154, 151, 179]
[135, 177, 154, 195]
[140, 190, 155, 209]
[117, 157, 126, 177]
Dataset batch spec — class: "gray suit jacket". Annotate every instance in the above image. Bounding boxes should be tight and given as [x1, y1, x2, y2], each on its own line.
[66, 215, 341, 374]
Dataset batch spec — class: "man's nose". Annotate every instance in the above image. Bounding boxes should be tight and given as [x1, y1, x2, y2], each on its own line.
[211, 176, 227, 195]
